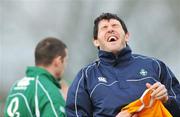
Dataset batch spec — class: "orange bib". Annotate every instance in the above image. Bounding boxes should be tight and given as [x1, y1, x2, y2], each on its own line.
[122, 89, 172, 117]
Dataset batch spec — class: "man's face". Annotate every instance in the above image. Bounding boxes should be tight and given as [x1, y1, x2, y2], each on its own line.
[93, 19, 129, 54]
[55, 49, 68, 80]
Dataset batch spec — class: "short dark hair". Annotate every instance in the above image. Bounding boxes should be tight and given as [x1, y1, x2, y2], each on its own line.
[93, 13, 128, 39]
[35, 37, 67, 66]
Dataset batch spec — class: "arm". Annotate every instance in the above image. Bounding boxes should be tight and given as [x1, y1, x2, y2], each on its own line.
[40, 101, 66, 117]
[148, 61, 180, 116]
[66, 69, 93, 117]
[159, 61, 180, 116]
[37, 80, 66, 117]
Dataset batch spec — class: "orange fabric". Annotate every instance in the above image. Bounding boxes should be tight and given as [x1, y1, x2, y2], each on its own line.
[122, 89, 172, 117]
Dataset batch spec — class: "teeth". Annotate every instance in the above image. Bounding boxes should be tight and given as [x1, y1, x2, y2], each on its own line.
[108, 36, 117, 42]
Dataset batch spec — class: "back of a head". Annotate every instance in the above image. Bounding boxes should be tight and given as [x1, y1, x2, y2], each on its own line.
[35, 37, 67, 66]
[93, 13, 128, 39]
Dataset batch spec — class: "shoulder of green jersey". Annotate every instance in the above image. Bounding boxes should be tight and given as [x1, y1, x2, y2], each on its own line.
[14, 77, 35, 90]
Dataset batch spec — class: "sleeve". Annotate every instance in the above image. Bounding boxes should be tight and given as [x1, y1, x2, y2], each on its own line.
[66, 69, 93, 117]
[40, 100, 66, 117]
[158, 61, 180, 116]
[37, 80, 66, 117]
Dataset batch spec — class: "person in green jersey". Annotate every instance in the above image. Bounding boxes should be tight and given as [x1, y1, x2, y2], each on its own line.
[4, 37, 68, 117]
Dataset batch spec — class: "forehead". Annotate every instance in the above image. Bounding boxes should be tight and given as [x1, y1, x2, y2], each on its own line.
[98, 19, 121, 26]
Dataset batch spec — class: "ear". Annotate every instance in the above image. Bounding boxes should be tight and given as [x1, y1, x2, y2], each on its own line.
[93, 39, 100, 48]
[53, 56, 62, 67]
[125, 32, 130, 42]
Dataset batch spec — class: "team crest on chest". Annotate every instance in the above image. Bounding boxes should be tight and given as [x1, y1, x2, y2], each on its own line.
[139, 69, 148, 77]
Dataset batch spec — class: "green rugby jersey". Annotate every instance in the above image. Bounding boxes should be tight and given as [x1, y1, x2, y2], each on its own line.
[4, 67, 66, 117]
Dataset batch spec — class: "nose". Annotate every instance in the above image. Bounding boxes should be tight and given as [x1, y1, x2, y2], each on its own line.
[107, 29, 114, 33]
[107, 26, 114, 33]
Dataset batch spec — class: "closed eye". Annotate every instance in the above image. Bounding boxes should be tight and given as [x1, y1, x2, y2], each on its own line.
[100, 25, 108, 30]
[112, 24, 120, 28]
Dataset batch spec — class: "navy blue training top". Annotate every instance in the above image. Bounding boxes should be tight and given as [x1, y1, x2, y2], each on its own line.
[66, 45, 180, 117]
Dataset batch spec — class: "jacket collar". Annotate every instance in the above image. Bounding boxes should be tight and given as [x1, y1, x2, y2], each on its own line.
[26, 66, 61, 88]
[98, 45, 133, 66]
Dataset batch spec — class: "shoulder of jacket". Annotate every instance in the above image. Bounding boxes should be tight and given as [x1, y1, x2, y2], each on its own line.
[82, 61, 97, 72]
[11, 77, 35, 91]
[75, 61, 98, 81]
[132, 54, 161, 62]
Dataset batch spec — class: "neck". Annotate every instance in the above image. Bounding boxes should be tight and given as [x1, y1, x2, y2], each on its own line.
[37, 65, 57, 79]
[112, 44, 127, 55]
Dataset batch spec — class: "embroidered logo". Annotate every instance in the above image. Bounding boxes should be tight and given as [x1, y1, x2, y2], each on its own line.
[139, 69, 148, 77]
[14, 77, 34, 90]
[98, 77, 107, 83]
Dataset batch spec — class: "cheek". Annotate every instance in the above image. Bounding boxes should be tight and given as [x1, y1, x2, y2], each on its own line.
[119, 30, 125, 36]
[61, 63, 66, 72]
[57, 65, 63, 76]
[97, 31, 105, 38]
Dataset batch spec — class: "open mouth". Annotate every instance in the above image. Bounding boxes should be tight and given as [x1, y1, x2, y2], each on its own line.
[107, 36, 118, 42]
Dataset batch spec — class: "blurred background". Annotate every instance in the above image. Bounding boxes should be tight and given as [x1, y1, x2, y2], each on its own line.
[0, 0, 180, 116]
